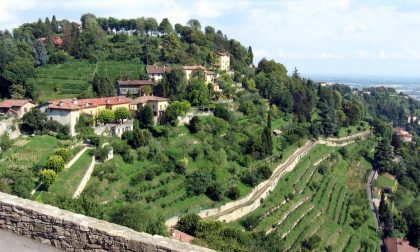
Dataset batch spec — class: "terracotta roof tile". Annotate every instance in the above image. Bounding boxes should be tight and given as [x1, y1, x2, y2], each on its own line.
[130, 96, 169, 105]
[146, 65, 171, 74]
[48, 96, 131, 110]
[0, 99, 32, 108]
[385, 238, 418, 252]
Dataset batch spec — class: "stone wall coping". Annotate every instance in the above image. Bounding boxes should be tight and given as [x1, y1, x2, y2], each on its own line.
[0, 192, 214, 252]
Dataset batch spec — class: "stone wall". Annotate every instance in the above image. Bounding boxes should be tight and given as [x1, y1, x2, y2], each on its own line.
[0, 192, 213, 252]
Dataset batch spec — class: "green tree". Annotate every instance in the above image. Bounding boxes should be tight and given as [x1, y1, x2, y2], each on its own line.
[0, 133, 12, 151]
[187, 19, 201, 31]
[161, 33, 182, 63]
[158, 18, 173, 34]
[51, 15, 59, 33]
[186, 170, 213, 196]
[21, 109, 46, 134]
[261, 113, 273, 157]
[176, 213, 201, 236]
[97, 109, 115, 124]
[9, 84, 25, 99]
[373, 139, 394, 173]
[145, 17, 158, 35]
[110, 204, 166, 235]
[92, 73, 115, 97]
[32, 40, 48, 66]
[138, 105, 154, 127]
[302, 235, 321, 252]
[187, 78, 209, 106]
[47, 154, 65, 173]
[53, 148, 71, 162]
[39, 169, 57, 187]
[114, 107, 130, 123]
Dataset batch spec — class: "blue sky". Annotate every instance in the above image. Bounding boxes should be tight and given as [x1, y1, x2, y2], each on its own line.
[1, 0, 420, 77]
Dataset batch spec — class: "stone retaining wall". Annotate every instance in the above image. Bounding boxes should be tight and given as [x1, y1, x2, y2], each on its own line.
[0, 192, 213, 252]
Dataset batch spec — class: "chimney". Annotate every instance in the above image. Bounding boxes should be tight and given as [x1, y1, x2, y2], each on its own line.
[72, 98, 78, 104]
[59, 101, 64, 107]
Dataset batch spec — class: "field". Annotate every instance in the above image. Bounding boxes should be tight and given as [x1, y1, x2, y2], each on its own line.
[374, 175, 397, 189]
[232, 139, 380, 251]
[31, 60, 146, 101]
[0, 135, 60, 175]
[35, 150, 94, 201]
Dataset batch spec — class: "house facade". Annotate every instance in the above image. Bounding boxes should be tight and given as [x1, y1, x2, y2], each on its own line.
[384, 238, 418, 252]
[40, 96, 131, 136]
[394, 127, 413, 142]
[146, 65, 171, 82]
[0, 99, 36, 118]
[117, 80, 154, 95]
[183, 65, 215, 84]
[130, 96, 169, 123]
[217, 52, 230, 71]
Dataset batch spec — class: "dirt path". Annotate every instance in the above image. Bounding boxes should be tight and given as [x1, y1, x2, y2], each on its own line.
[165, 131, 370, 227]
[72, 156, 95, 198]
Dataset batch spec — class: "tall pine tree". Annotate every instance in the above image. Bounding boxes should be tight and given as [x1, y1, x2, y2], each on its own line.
[260, 112, 273, 158]
[373, 139, 394, 173]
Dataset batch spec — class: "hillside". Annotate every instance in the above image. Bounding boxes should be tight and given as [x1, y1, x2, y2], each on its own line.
[0, 14, 419, 252]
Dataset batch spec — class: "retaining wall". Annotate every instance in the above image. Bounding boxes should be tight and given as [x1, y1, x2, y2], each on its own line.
[0, 192, 213, 252]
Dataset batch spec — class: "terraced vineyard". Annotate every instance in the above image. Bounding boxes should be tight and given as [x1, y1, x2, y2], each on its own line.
[234, 140, 380, 251]
[31, 60, 146, 101]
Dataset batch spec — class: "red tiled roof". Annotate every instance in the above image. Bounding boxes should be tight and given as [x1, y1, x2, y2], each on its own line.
[146, 65, 171, 74]
[170, 228, 194, 243]
[48, 96, 131, 110]
[131, 96, 169, 105]
[117, 80, 154, 86]
[394, 128, 412, 137]
[385, 238, 418, 252]
[0, 99, 32, 108]
[53, 37, 63, 46]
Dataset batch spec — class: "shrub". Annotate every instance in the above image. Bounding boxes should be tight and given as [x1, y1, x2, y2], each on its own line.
[0, 133, 12, 151]
[39, 169, 57, 187]
[185, 170, 213, 196]
[213, 105, 232, 121]
[94, 146, 111, 162]
[206, 181, 224, 201]
[47, 155, 65, 173]
[48, 51, 69, 64]
[226, 186, 240, 200]
[240, 215, 259, 231]
[176, 213, 201, 236]
[188, 116, 202, 133]
[54, 148, 71, 162]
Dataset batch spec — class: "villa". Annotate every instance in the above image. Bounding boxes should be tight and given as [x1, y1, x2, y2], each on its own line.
[0, 99, 36, 118]
[183, 65, 216, 84]
[394, 127, 413, 142]
[39, 96, 131, 136]
[130, 96, 169, 123]
[146, 65, 171, 82]
[216, 51, 231, 71]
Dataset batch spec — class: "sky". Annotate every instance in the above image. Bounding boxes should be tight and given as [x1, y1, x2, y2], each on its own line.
[1, 0, 420, 77]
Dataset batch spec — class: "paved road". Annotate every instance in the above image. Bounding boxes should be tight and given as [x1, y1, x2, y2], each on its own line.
[0, 229, 59, 252]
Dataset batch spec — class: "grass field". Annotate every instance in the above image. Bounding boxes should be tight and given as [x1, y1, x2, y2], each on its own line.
[0, 135, 60, 175]
[31, 60, 146, 101]
[34, 150, 94, 200]
[374, 175, 397, 189]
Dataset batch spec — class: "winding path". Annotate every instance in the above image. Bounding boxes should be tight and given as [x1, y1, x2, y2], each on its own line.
[166, 131, 370, 227]
[367, 170, 380, 231]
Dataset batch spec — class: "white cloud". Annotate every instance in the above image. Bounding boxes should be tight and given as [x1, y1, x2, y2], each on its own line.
[379, 47, 420, 60]
[356, 50, 370, 59]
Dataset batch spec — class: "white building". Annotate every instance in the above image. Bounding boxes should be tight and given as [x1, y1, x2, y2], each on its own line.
[146, 65, 171, 82]
[216, 52, 230, 71]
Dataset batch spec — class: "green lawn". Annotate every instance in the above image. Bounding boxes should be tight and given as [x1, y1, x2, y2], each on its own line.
[35, 150, 93, 200]
[374, 175, 397, 189]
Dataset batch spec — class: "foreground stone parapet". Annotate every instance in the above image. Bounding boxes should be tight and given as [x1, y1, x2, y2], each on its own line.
[0, 192, 213, 252]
